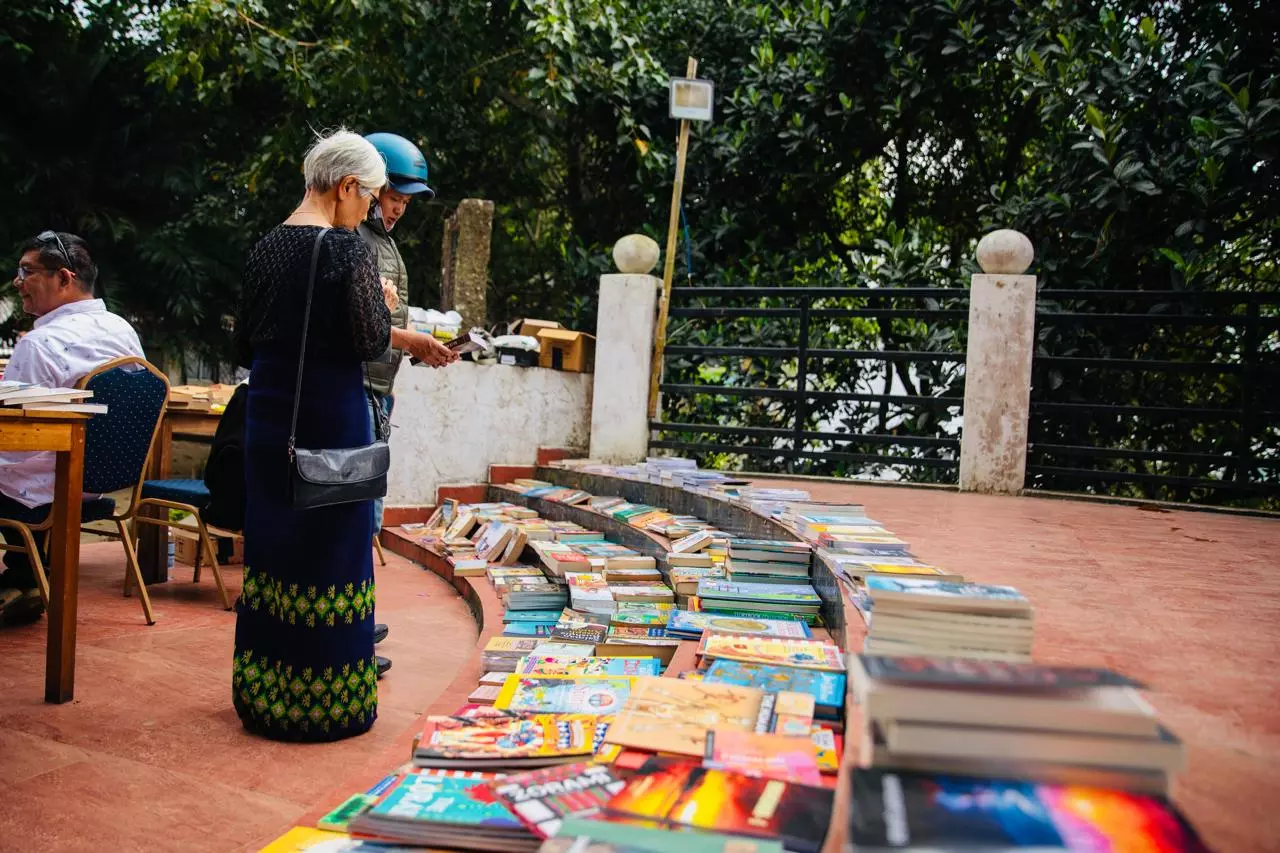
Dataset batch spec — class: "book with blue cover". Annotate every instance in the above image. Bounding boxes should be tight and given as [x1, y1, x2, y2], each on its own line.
[666, 610, 813, 640]
[505, 608, 564, 623]
[702, 659, 845, 717]
[502, 622, 556, 638]
[697, 580, 821, 604]
[865, 577, 1030, 614]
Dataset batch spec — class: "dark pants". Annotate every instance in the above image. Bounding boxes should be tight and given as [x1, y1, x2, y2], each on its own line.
[0, 494, 49, 592]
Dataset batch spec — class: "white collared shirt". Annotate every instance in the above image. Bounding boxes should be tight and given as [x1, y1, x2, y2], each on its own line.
[0, 299, 144, 508]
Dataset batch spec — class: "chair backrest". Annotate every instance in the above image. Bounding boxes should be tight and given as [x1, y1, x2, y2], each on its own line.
[76, 357, 170, 496]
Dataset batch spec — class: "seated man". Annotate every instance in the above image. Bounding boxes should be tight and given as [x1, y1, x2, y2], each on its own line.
[0, 231, 144, 624]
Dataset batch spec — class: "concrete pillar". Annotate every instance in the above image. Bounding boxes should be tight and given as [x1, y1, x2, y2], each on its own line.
[589, 235, 661, 463]
[959, 229, 1037, 494]
[440, 198, 493, 329]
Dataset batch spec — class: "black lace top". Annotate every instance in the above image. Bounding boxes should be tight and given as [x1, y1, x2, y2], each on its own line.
[236, 225, 391, 368]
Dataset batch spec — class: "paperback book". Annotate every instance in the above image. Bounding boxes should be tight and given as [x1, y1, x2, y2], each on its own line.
[491, 762, 626, 838]
[494, 675, 634, 715]
[414, 713, 610, 769]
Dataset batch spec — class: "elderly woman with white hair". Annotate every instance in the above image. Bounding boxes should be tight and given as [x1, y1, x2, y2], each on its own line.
[231, 129, 392, 742]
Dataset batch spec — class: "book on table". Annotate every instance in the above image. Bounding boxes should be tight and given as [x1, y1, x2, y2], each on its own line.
[413, 714, 609, 769]
[594, 626, 681, 665]
[703, 728, 824, 786]
[851, 654, 1180, 794]
[490, 761, 625, 839]
[665, 610, 814, 640]
[539, 817, 785, 853]
[515, 656, 661, 677]
[494, 674, 635, 715]
[347, 769, 539, 851]
[697, 633, 845, 672]
[845, 768, 1210, 852]
[602, 676, 765, 757]
[604, 758, 833, 853]
[702, 659, 845, 718]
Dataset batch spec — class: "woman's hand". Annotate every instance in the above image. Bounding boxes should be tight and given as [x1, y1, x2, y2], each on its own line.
[381, 277, 399, 312]
[407, 331, 459, 367]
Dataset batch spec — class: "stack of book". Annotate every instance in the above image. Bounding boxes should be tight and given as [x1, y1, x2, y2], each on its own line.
[481, 637, 542, 673]
[695, 579, 823, 623]
[566, 573, 614, 615]
[504, 577, 568, 611]
[851, 655, 1184, 795]
[725, 538, 812, 584]
[863, 576, 1034, 662]
[530, 541, 592, 577]
[610, 602, 673, 629]
[0, 383, 103, 414]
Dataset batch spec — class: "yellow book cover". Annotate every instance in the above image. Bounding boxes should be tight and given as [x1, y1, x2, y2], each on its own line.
[483, 637, 541, 654]
[258, 826, 348, 852]
[494, 674, 635, 715]
[603, 676, 763, 757]
[699, 635, 845, 671]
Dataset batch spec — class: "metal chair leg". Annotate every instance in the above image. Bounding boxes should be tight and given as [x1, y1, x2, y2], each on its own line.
[116, 519, 155, 625]
[373, 534, 387, 566]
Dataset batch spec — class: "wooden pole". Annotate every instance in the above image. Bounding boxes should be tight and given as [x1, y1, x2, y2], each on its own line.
[648, 56, 698, 420]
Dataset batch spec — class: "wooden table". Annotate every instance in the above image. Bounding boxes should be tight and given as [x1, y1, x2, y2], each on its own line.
[137, 406, 223, 584]
[0, 408, 88, 703]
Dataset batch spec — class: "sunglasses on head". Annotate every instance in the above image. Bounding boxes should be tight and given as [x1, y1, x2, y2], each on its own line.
[37, 230, 73, 270]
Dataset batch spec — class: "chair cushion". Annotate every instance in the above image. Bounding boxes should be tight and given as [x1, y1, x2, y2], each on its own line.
[141, 479, 211, 508]
[0, 497, 115, 526]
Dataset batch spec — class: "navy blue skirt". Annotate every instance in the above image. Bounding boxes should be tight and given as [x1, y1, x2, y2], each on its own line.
[232, 351, 377, 742]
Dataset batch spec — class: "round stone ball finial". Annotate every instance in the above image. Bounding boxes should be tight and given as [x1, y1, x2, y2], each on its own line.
[976, 229, 1034, 275]
[612, 234, 660, 274]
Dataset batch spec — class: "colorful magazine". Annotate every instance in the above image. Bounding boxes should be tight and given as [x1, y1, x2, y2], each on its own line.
[359, 769, 523, 829]
[516, 656, 661, 677]
[495, 675, 634, 715]
[667, 610, 813, 639]
[704, 729, 823, 786]
[702, 660, 845, 714]
[491, 762, 625, 838]
[603, 676, 763, 757]
[606, 760, 833, 853]
[698, 634, 845, 672]
[414, 714, 609, 768]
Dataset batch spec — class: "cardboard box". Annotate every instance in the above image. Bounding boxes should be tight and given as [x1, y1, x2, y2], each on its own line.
[537, 328, 596, 373]
[517, 318, 562, 338]
[172, 531, 243, 566]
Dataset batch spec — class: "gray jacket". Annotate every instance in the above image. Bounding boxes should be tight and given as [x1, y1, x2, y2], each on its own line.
[357, 216, 409, 397]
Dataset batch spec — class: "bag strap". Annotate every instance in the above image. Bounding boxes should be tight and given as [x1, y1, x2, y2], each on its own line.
[288, 227, 331, 459]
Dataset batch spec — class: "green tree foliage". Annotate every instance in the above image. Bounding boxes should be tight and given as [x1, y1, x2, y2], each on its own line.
[1, 0, 1275, 504]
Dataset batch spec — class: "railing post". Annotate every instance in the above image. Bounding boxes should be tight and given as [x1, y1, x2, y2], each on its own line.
[959, 229, 1037, 494]
[590, 235, 661, 463]
[791, 294, 812, 472]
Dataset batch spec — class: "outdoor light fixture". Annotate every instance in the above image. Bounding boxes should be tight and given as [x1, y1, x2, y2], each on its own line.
[668, 78, 715, 122]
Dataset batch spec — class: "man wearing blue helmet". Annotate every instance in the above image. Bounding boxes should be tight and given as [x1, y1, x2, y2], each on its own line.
[360, 132, 458, 677]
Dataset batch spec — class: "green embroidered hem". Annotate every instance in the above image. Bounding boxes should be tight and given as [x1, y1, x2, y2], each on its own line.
[239, 565, 375, 627]
[232, 649, 377, 741]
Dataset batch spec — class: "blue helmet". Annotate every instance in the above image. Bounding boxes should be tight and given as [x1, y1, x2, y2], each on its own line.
[364, 132, 434, 197]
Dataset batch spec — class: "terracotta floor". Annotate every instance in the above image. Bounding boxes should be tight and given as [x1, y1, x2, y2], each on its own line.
[0, 541, 477, 853]
[1, 487, 1277, 852]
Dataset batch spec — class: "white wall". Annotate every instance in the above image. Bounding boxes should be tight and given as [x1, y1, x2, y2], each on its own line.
[386, 360, 593, 505]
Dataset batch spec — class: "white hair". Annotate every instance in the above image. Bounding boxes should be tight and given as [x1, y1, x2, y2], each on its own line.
[303, 129, 386, 193]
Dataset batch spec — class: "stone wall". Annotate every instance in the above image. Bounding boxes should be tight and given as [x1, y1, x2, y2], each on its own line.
[386, 360, 592, 505]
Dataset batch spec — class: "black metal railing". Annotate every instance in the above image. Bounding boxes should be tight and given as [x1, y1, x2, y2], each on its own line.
[1027, 289, 1280, 509]
[651, 286, 970, 482]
